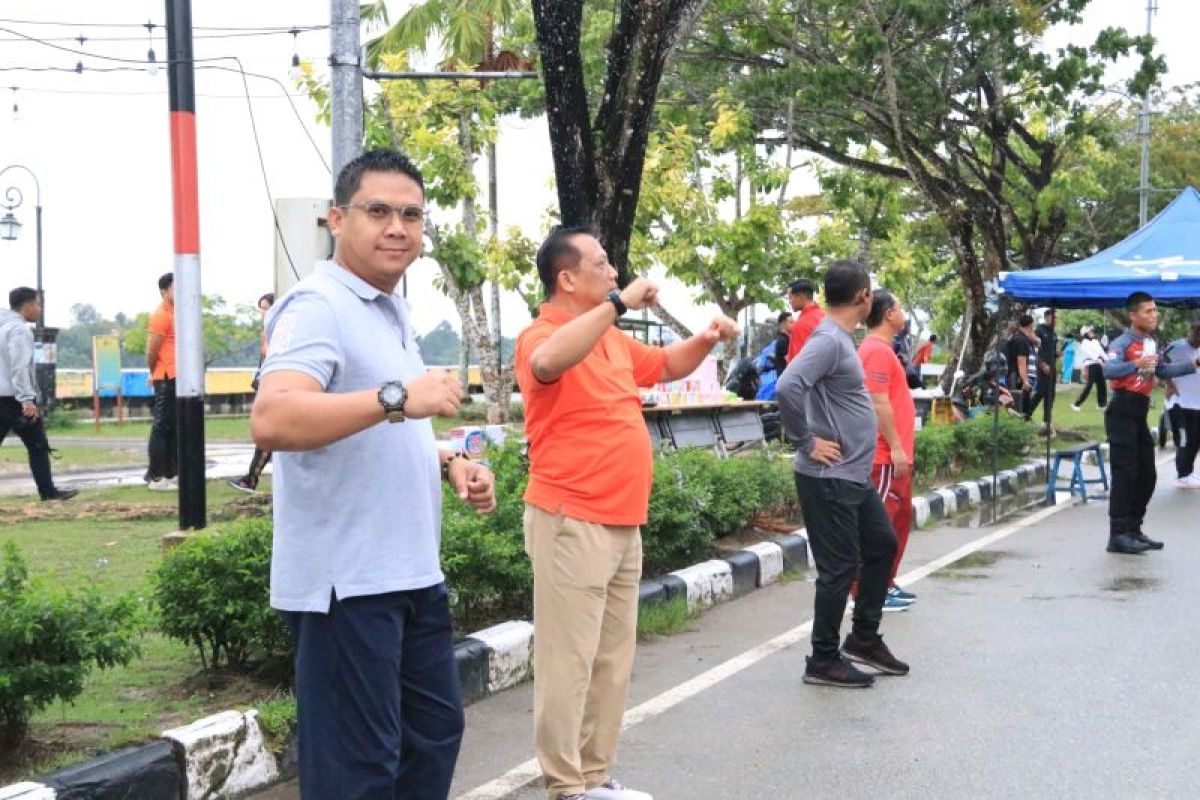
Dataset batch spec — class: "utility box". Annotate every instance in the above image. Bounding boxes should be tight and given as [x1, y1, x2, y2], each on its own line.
[274, 197, 333, 297]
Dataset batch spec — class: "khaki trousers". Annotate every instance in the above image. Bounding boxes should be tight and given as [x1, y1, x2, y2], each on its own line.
[523, 504, 642, 799]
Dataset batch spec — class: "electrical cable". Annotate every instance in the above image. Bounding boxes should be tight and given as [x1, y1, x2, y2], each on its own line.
[0, 17, 328, 32]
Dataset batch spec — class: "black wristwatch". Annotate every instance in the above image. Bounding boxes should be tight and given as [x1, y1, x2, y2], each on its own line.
[378, 380, 407, 423]
[606, 289, 627, 318]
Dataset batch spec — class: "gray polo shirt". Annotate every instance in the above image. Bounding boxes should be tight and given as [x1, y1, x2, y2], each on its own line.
[776, 316, 877, 485]
[260, 260, 443, 613]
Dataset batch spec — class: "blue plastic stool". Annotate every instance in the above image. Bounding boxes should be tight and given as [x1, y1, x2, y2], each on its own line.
[1045, 443, 1109, 503]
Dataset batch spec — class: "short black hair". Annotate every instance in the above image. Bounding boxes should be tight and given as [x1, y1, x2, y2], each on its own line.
[158, 273, 174, 292]
[929, 334, 938, 342]
[334, 149, 425, 206]
[777, 310, 792, 324]
[1018, 313, 1034, 328]
[8, 287, 37, 310]
[536, 224, 596, 297]
[1126, 291, 1154, 312]
[1044, 309, 1055, 320]
[788, 278, 815, 297]
[258, 292, 275, 308]
[865, 289, 896, 329]
[823, 259, 871, 307]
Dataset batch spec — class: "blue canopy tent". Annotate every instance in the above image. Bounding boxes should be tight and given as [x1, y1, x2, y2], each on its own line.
[998, 186, 1200, 307]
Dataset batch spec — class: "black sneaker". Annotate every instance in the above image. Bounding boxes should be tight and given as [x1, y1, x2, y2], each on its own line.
[803, 655, 874, 688]
[841, 633, 910, 676]
[1107, 534, 1151, 555]
[42, 488, 78, 501]
[227, 477, 257, 495]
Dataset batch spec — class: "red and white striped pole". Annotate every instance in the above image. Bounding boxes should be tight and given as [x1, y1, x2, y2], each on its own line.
[165, 0, 206, 529]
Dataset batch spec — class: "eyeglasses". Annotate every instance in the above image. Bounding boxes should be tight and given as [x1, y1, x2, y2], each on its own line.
[338, 201, 426, 225]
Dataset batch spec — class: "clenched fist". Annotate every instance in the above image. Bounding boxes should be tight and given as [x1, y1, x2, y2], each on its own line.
[619, 278, 660, 311]
[703, 316, 739, 344]
[403, 370, 464, 419]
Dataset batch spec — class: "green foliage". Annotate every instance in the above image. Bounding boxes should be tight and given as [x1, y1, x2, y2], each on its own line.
[0, 542, 142, 752]
[644, 448, 795, 575]
[914, 414, 1037, 482]
[43, 404, 79, 430]
[636, 595, 691, 640]
[122, 295, 261, 368]
[152, 518, 289, 673]
[439, 439, 532, 631]
[254, 694, 297, 756]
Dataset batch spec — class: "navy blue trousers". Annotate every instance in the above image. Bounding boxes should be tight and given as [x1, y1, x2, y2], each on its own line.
[285, 584, 464, 800]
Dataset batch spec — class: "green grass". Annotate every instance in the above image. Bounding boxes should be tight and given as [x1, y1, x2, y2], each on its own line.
[1053, 383, 1110, 442]
[0, 480, 277, 782]
[0, 444, 144, 472]
[636, 596, 693, 640]
[55, 416, 253, 442]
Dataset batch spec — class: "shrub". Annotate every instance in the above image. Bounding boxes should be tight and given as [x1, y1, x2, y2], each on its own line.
[43, 404, 79, 430]
[914, 423, 956, 482]
[440, 439, 532, 631]
[0, 542, 141, 752]
[644, 453, 712, 575]
[153, 517, 289, 672]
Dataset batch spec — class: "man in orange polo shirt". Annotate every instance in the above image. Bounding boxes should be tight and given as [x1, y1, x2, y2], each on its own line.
[785, 277, 825, 364]
[145, 272, 178, 490]
[516, 226, 737, 800]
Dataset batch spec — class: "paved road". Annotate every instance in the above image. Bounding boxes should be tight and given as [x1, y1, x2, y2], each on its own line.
[0, 441, 259, 496]
[257, 457, 1200, 799]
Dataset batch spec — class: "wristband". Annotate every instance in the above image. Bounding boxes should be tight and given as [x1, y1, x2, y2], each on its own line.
[442, 452, 469, 482]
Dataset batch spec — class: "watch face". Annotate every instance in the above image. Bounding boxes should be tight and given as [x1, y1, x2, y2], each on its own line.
[380, 383, 404, 406]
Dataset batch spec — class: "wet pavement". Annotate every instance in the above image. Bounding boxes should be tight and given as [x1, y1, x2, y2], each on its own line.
[253, 451, 1200, 799]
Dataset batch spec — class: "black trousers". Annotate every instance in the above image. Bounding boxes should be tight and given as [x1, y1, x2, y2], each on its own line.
[284, 585, 464, 800]
[1077, 363, 1107, 408]
[1027, 372, 1056, 424]
[0, 397, 56, 498]
[794, 472, 897, 659]
[1169, 405, 1200, 478]
[1105, 391, 1156, 537]
[147, 378, 177, 480]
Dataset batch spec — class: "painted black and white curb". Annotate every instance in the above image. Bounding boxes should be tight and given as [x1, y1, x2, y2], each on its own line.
[3, 457, 1056, 799]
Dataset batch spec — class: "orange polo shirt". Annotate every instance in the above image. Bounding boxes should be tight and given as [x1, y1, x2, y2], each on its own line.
[516, 303, 668, 526]
[148, 301, 176, 380]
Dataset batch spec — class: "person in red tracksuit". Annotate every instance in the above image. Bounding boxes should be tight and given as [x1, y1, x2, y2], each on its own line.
[1102, 292, 1200, 554]
[858, 290, 917, 611]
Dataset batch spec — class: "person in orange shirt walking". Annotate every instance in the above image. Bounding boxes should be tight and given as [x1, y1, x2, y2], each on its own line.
[785, 278, 825, 364]
[516, 226, 737, 800]
[145, 272, 177, 491]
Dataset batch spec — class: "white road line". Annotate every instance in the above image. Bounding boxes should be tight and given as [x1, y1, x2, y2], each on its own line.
[456, 482, 1114, 800]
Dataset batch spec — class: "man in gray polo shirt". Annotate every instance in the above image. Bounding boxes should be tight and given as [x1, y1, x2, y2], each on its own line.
[252, 149, 496, 799]
[777, 259, 909, 689]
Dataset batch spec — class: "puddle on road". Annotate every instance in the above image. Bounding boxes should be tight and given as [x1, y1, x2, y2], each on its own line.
[945, 488, 1047, 529]
[932, 549, 1013, 581]
[1102, 576, 1159, 592]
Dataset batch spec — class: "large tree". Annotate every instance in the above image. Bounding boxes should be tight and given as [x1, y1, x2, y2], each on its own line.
[674, 0, 1163, 374]
[531, 0, 710, 284]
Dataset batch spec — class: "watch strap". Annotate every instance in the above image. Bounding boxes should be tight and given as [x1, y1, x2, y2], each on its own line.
[606, 290, 627, 317]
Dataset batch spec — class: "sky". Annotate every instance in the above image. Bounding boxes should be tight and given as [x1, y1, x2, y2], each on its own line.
[0, 0, 1195, 338]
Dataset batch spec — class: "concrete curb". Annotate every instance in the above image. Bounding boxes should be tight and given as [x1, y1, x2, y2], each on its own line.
[3, 457, 1053, 799]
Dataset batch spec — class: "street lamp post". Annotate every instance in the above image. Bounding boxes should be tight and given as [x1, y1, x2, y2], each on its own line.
[1, 164, 58, 409]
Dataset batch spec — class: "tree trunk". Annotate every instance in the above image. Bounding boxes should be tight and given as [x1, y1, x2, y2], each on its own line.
[533, 0, 709, 285]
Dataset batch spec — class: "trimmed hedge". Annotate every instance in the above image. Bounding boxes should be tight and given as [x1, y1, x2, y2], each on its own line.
[914, 413, 1036, 483]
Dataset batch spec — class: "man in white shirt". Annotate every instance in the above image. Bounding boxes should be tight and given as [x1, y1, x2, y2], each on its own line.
[1072, 326, 1108, 411]
[1164, 322, 1200, 488]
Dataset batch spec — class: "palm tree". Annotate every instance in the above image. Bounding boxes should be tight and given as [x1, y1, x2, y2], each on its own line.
[361, 0, 530, 421]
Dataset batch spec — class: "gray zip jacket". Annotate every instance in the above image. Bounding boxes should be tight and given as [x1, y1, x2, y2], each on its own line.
[0, 309, 37, 402]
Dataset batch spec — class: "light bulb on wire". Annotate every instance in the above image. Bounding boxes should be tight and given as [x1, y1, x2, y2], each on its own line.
[145, 21, 158, 76]
[10, 87, 18, 123]
[288, 29, 304, 82]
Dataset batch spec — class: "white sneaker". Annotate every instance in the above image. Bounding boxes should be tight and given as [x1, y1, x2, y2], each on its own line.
[585, 780, 653, 800]
[1071, 404, 1081, 412]
[147, 478, 177, 492]
[1176, 475, 1200, 490]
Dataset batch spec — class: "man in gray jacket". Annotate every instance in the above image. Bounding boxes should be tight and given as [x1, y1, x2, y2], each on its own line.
[777, 260, 906, 688]
[0, 287, 76, 501]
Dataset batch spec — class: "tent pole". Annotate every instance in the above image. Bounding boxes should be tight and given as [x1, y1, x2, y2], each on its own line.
[1045, 304, 1055, 505]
